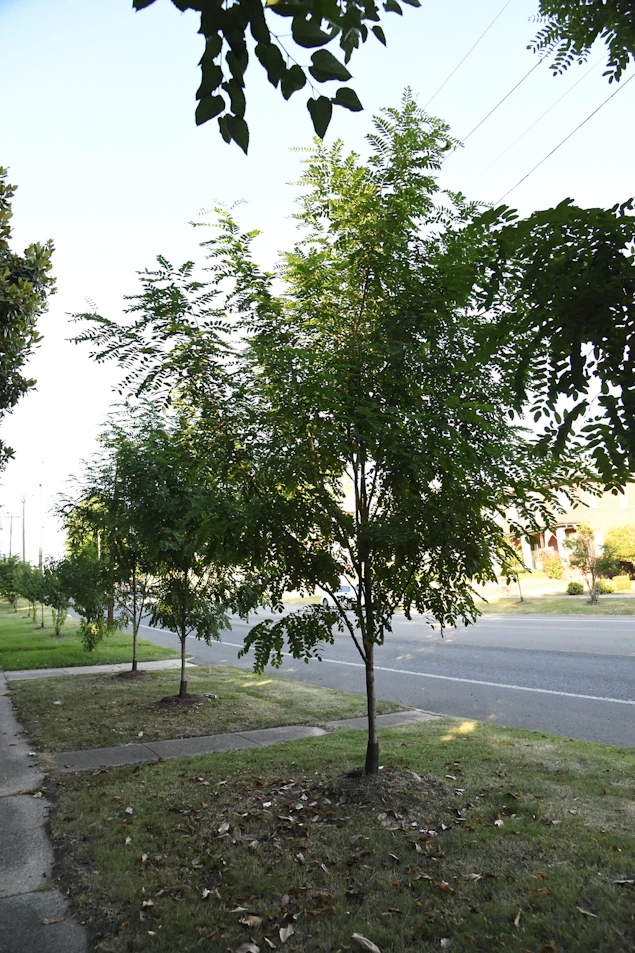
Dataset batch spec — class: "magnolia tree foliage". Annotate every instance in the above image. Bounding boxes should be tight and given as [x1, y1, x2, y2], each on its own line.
[74, 94, 590, 772]
[0, 169, 54, 468]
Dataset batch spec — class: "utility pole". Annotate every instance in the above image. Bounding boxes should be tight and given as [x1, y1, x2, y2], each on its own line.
[21, 496, 26, 562]
[38, 483, 43, 569]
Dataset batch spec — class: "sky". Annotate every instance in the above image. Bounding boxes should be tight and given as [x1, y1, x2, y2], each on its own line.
[1, 0, 634, 561]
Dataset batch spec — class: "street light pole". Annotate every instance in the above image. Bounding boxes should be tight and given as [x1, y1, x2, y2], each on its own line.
[21, 496, 26, 562]
[38, 483, 43, 570]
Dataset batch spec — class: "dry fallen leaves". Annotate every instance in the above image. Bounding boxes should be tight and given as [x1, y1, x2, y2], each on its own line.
[279, 924, 295, 944]
[241, 915, 263, 928]
[352, 934, 381, 953]
[513, 910, 522, 928]
[41, 916, 65, 925]
[576, 906, 598, 918]
[528, 888, 550, 898]
[236, 944, 260, 953]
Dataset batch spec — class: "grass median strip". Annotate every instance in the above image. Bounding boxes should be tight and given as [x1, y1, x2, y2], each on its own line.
[9, 665, 398, 752]
[479, 596, 635, 615]
[49, 721, 635, 953]
[0, 602, 178, 670]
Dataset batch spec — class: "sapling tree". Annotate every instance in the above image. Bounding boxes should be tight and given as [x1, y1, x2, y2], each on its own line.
[565, 523, 618, 603]
[73, 94, 588, 772]
[58, 544, 112, 650]
[41, 558, 71, 636]
[0, 555, 20, 610]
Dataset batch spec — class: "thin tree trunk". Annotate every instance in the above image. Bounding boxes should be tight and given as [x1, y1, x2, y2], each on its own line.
[131, 572, 138, 672]
[517, 578, 523, 603]
[40, 602, 44, 628]
[179, 633, 188, 698]
[364, 640, 379, 775]
[107, 596, 115, 627]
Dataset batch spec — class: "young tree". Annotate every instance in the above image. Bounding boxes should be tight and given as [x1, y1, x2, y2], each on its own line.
[16, 562, 43, 623]
[116, 409, 243, 698]
[0, 555, 20, 610]
[74, 95, 587, 771]
[58, 544, 112, 650]
[565, 523, 618, 602]
[500, 540, 527, 603]
[41, 558, 71, 636]
[604, 523, 635, 577]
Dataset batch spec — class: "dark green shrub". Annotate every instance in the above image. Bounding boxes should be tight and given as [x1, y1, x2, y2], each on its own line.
[566, 581, 584, 595]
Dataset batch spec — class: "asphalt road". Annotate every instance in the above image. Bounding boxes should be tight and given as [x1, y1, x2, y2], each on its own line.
[138, 611, 635, 748]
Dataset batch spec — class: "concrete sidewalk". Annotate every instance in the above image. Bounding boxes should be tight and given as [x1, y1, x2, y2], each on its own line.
[0, 671, 87, 953]
[54, 708, 440, 772]
[5, 657, 194, 682]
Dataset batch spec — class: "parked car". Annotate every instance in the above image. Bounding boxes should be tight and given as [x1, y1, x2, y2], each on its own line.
[320, 582, 357, 607]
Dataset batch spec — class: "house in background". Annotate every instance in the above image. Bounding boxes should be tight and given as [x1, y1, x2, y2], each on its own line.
[514, 484, 635, 570]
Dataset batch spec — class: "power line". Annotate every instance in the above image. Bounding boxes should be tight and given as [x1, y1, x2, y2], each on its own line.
[462, 57, 544, 143]
[478, 57, 603, 177]
[425, 0, 515, 109]
[496, 72, 635, 204]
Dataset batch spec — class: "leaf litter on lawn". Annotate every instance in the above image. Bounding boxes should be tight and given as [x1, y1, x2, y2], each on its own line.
[48, 726, 635, 952]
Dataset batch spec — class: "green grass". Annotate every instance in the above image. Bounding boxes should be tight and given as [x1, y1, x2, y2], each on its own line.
[0, 601, 178, 671]
[48, 721, 635, 953]
[9, 665, 398, 751]
[479, 595, 635, 615]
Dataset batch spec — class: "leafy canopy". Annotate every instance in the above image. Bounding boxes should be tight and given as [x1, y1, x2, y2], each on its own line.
[0, 169, 54, 468]
[130, 1, 634, 150]
[73, 91, 591, 766]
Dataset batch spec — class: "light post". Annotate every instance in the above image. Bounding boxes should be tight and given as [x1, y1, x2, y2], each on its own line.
[21, 496, 26, 562]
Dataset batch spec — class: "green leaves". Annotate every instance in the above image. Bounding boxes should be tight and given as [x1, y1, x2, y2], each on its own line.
[133, 0, 424, 148]
[292, 16, 335, 48]
[0, 168, 54, 471]
[332, 86, 363, 111]
[307, 96, 333, 138]
[195, 94, 225, 125]
[309, 49, 352, 83]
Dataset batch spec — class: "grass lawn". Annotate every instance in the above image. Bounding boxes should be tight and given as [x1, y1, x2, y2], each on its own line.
[48, 720, 635, 953]
[0, 601, 178, 671]
[9, 665, 399, 751]
[479, 596, 635, 615]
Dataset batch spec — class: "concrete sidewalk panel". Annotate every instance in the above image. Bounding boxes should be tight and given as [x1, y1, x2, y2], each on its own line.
[239, 725, 327, 746]
[54, 743, 158, 773]
[0, 796, 53, 898]
[6, 658, 192, 681]
[146, 732, 259, 759]
[327, 709, 441, 730]
[0, 695, 44, 796]
[0, 889, 88, 953]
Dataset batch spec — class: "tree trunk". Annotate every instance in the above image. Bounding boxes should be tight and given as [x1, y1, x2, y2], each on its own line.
[517, 578, 524, 603]
[179, 631, 187, 698]
[131, 573, 138, 672]
[107, 596, 115, 627]
[40, 602, 44, 628]
[364, 640, 379, 775]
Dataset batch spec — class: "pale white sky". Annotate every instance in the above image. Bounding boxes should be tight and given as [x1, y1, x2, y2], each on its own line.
[1, 0, 634, 560]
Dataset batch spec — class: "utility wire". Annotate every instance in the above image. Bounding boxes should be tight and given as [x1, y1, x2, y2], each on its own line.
[462, 56, 545, 143]
[425, 0, 515, 109]
[478, 57, 603, 177]
[496, 71, 635, 203]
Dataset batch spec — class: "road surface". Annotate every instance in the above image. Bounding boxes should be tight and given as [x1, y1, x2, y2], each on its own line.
[137, 611, 635, 748]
